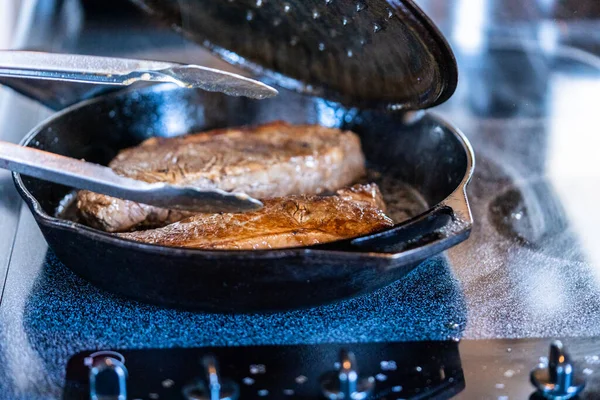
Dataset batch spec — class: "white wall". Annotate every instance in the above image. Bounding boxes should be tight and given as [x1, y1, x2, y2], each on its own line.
[0, 0, 18, 49]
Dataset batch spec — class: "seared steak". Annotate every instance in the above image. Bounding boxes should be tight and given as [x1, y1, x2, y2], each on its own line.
[77, 122, 366, 232]
[118, 184, 393, 250]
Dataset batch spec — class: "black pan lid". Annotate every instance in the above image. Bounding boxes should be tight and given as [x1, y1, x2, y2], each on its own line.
[131, 0, 458, 110]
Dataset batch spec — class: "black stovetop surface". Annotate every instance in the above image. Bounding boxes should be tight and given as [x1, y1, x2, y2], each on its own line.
[1, 0, 600, 398]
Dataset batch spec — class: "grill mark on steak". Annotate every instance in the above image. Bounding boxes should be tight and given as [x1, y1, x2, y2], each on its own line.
[77, 121, 367, 232]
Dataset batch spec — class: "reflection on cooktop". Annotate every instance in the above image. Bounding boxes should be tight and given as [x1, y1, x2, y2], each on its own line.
[489, 178, 584, 263]
[433, 40, 600, 339]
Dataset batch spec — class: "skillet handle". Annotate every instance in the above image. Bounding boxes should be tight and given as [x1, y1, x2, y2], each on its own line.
[342, 183, 473, 254]
[348, 206, 456, 253]
[312, 203, 470, 255]
[310, 207, 454, 254]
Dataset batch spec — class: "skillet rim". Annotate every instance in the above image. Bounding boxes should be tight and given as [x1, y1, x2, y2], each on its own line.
[12, 85, 474, 260]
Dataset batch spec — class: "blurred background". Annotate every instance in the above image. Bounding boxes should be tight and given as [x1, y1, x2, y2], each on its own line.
[2, 0, 600, 64]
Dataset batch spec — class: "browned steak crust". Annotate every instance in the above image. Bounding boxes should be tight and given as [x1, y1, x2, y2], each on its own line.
[118, 184, 393, 250]
[77, 122, 366, 232]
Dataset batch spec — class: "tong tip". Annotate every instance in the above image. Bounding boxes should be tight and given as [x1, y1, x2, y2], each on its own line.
[143, 183, 264, 213]
[156, 65, 278, 100]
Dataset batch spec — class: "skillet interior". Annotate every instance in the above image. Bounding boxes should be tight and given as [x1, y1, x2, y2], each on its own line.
[13, 84, 471, 311]
[20, 84, 467, 225]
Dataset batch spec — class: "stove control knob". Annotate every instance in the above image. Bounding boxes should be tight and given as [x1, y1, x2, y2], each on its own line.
[530, 340, 586, 399]
[320, 349, 375, 400]
[182, 355, 239, 400]
[87, 353, 128, 400]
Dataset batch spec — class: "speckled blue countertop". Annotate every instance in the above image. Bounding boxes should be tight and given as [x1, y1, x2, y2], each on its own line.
[0, 210, 466, 399]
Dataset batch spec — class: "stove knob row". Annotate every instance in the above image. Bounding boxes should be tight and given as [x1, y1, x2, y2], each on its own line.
[85, 351, 128, 400]
[183, 355, 240, 400]
[530, 340, 586, 400]
[320, 349, 375, 400]
[84, 349, 378, 400]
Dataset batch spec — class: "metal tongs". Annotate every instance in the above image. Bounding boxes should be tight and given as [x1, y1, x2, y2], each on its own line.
[0, 51, 276, 212]
[0, 142, 263, 213]
[0, 51, 278, 99]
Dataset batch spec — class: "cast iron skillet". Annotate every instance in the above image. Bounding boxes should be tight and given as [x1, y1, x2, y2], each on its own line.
[8, 82, 473, 312]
